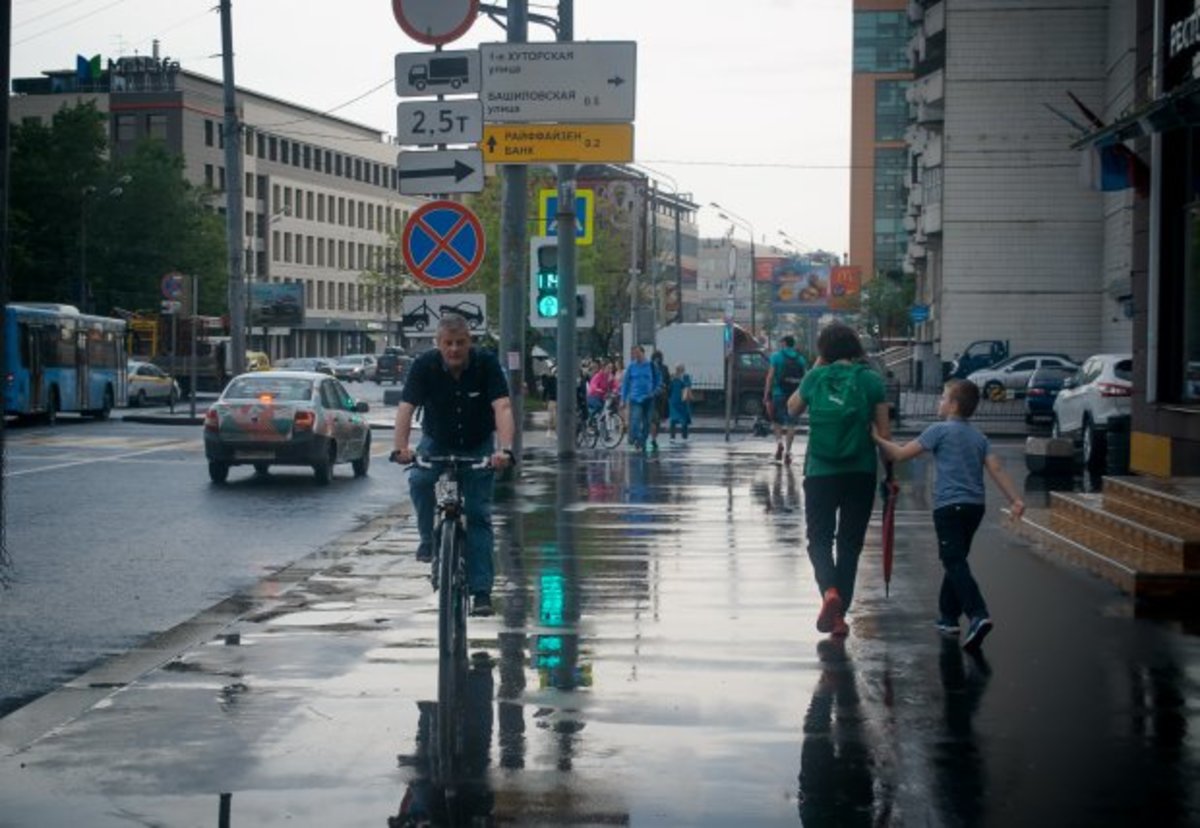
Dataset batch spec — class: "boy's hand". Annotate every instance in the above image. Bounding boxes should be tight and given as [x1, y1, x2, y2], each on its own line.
[1010, 499, 1026, 520]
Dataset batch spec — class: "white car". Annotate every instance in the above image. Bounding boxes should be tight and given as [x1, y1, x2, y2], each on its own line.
[127, 361, 180, 407]
[1052, 353, 1133, 470]
[967, 353, 1078, 401]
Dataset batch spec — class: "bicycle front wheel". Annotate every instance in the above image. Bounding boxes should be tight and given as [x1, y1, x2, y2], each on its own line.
[436, 520, 468, 783]
[601, 412, 626, 448]
[576, 417, 599, 449]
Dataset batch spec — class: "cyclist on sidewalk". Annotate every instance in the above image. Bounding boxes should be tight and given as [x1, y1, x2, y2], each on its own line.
[764, 335, 807, 464]
[392, 314, 515, 617]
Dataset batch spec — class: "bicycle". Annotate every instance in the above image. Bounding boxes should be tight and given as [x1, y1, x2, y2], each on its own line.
[393, 453, 491, 790]
[588, 395, 626, 449]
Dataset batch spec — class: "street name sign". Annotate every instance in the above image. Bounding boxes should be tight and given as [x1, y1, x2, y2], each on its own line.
[479, 41, 637, 123]
[402, 201, 485, 289]
[482, 123, 634, 164]
[397, 100, 483, 146]
[397, 148, 484, 195]
[395, 50, 481, 97]
[392, 0, 477, 45]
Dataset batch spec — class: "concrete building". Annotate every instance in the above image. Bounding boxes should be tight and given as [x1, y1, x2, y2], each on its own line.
[903, 0, 1123, 380]
[10, 49, 426, 358]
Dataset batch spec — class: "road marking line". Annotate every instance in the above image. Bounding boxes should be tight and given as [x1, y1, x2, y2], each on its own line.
[4, 444, 189, 477]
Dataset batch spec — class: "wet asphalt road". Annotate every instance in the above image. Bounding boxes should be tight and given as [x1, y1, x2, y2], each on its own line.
[1, 436, 1199, 826]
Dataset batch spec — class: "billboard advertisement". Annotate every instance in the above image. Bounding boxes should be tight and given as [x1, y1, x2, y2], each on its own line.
[770, 258, 831, 312]
[829, 266, 863, 312]
[249, 282, 305, 328]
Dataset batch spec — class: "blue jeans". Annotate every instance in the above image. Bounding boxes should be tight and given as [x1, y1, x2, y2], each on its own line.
[932, 503, 988, 621]
[628, 398, 654, 447]
[408, 436, 495, 595]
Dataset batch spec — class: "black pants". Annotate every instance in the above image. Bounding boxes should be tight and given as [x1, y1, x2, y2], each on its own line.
[932, 503, 988, 621]
[803, 473, 877, 612]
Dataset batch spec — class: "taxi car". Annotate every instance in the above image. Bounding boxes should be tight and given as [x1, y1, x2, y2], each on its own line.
[127, 360, 181, 407]
[203, 371, 371, 485]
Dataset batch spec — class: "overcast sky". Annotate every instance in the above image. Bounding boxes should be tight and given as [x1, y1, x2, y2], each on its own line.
[11, 0, 851, 254]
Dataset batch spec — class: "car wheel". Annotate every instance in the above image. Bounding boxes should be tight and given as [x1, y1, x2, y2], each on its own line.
[253, 463, 270, 475]
[134, 389, 148, 408]
[313, 443, 335, 485]
[739, 394, 764, 417]
[1083, 418, 1107, 473]
[352, 433, 371, 478]
[984, 381, 1005, 402]
[208, 461, 230, 484]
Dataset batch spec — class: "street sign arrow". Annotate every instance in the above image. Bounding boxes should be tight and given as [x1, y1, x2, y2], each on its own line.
[398, 160, 476, 183]
[608, 76, 625, 87]
[397, 149, 484, 195]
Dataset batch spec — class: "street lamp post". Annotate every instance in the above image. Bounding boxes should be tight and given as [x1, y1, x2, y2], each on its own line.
[711, 202, 756, 339]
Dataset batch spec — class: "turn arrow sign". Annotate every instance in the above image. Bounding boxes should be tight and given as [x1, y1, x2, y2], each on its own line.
[396, 149, 484, 195]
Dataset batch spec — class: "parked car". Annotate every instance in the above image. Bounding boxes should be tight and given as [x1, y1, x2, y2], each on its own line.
[203, 371, 371, 485]
[333, 354, 377, 382]
[275, 357, 335, 376]
[967, 353, 1078, 401]
[1024, 365, 1077, 425]
[1052, 353, 1133, 471]
[127, 360, 181, 407]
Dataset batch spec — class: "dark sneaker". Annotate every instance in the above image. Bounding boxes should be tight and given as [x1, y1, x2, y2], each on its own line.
[962, 617, 993, 651]
[935, 617, 960, 634]
[416, 545, 433, 563]
[784, 452, 793, 466]
[816, 588, 843, 634]
[470, 592, 494, 618]
[774, 444, 784, 464]
[649, 439, 659, 453]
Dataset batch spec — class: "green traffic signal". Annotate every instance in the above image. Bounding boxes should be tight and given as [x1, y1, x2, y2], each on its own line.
[535, 254, 559, 319]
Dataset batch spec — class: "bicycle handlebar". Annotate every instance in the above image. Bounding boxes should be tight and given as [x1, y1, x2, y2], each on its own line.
[390, 452, 493, 470]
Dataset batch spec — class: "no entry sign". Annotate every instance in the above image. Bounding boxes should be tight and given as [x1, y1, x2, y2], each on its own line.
[392, 0, 478, 45]
[402, 201, 486, 289]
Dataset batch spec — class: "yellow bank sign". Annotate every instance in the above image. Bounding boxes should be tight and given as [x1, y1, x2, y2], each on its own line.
[482, 123, 634, 164]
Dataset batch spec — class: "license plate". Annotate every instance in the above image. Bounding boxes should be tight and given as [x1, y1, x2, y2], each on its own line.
[235, 450, 274, 460]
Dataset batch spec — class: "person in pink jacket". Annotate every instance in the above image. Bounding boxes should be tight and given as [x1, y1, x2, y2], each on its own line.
[586, 360, 617, 416]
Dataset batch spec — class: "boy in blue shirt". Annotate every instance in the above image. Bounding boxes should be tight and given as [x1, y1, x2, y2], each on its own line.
[873, 379, 1025, 651]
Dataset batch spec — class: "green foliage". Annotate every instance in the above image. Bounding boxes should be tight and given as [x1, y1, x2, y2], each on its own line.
[861, 272, 916, 341]
[9, 101, 227, 315]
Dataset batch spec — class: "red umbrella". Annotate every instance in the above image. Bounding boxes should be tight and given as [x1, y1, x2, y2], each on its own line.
[881, 465, 899, 597]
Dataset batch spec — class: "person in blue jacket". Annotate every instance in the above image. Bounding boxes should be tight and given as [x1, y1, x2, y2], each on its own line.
[621, 345, 657, 452]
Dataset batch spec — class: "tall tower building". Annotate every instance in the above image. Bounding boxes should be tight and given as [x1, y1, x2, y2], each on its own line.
[849, 1, 913, 282]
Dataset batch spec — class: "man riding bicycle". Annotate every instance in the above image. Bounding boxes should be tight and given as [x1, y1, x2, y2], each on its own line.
[392, 314, 515, 617]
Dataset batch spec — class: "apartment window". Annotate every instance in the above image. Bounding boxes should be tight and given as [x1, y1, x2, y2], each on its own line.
[204, 164, 214, 188]
[338, 197, 346, 225]
[875, 80, 910, 142]
[306, 191, 314, 220]
[335, 154, 343, 176]
[317, 193, 326, 223]
[292, 143, 301, 166]
[338, 283, 346, 310]
[257, 213, 267, 239]
[217, 167, 226, 191]
[257, 133, 266, 158]
[272, 230, 281, 262]
[386, 209, 392, 234]
[314, 148, 323, 172]
[204, 120, 214, 146]
[357, 202, 365, 228]
[306, 236, 314, 265]
[317, 237, 326, 267]
[245, 127, 255, 156]
[257, 251, 267, 276]
[348, 243, 355, 271]
[284, 233, 293, 263]
[317, 280, 325, 310]
[245, 173, 254, 197]
[306, 280, 314, 310]
[245, 211, 254, 235]
[268, 136, 278, 162]
[325, 150, 332, 172]
[284, 187, 293, 217]
[294, 189, 303, 220]
[853, 10, 909, 73]
[280, 139, 290, 162]
[338, 240, 345, 269]
[147, 113, 168, 140]
[354, 158, 362, 181]
[303, 145, 312, 169]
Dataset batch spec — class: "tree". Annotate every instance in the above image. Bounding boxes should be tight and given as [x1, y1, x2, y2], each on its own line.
[357, 224, 419, 348]
[9, 101, 227, 315]
[861, 271, 915, 343]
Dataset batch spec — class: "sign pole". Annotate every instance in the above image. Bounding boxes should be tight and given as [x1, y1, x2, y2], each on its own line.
[555, 0, 578, 458]
[169, 310, 177, 414]
[190, 274, 198, 416]
[500, 0, 529, 464]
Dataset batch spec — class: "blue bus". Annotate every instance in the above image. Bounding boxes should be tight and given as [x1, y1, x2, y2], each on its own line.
[4, 303, 127, 423]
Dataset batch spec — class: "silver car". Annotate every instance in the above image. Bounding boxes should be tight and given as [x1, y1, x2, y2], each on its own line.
[967, 353, 1078, 401]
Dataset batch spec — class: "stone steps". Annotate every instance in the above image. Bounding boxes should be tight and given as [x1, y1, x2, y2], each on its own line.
[1016, 476, 1200, 610]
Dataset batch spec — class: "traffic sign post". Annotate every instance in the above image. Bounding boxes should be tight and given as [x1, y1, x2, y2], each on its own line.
[402, 201, 486, 289]
[397, 148, 484, 195]
[392, 0, 478, 45]
[479, 41, 637, 123]
[482, 123, 634, 164]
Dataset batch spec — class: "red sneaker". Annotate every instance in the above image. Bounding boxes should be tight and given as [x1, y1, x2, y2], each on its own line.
[831, 615, 850, 637]
[816, 588, 843, 633]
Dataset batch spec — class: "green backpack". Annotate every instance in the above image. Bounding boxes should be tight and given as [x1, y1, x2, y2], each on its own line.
[806, 363, 872, 462]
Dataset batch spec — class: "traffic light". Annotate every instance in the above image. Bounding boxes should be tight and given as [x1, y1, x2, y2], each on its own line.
[531, 237, 560, 321]
[529, 235, 593, 328]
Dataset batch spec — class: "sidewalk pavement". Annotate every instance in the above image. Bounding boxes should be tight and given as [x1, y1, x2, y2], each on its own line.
[3, 439, 1197, 826]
